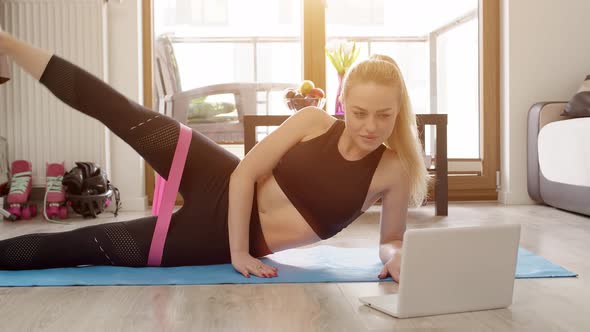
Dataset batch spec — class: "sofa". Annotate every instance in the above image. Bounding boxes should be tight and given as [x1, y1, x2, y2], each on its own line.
[527, 102, 590, 216]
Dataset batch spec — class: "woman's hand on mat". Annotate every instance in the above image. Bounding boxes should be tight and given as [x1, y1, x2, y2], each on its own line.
[378, 252, 401, 282]
[231, 252, 278, 278]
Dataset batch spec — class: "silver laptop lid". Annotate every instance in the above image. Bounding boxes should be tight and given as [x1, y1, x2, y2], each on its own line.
[396, 224, 521, 317]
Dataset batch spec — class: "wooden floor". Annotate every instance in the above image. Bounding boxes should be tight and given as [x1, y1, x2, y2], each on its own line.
[0, 202, 588, 331]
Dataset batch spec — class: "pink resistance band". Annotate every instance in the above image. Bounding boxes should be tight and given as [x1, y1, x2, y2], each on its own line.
[148, 123, 192, 266]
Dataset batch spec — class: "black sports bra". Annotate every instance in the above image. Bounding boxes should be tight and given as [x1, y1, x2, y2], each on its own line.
[272, 119, 386, 239]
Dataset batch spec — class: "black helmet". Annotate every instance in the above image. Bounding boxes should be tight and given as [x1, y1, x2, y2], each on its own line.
[63, 162, 121, 218]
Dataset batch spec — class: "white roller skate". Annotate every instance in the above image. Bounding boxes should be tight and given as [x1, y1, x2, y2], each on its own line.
[6, 160, 37, 220]
[44, 162, 68, 221]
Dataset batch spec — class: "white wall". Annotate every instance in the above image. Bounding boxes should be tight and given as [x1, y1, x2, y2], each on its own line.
[106, 0, 147, 211]
[499, 0, 590, 204]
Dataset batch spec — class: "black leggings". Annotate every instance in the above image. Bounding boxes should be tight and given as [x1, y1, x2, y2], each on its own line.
[0, 55, 270, 270]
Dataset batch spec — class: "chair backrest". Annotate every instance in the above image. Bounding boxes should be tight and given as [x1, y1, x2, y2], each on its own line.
[154, 35, 183, 103]
[152, 34, 298, 122]
[199, 82, 297, 119]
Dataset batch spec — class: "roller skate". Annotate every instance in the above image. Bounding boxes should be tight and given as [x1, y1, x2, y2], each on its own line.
[44, 162, 68, 220]
[6, 160, 37, 220]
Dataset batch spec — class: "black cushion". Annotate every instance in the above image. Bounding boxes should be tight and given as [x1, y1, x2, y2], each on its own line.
[562, 75, 590, 117]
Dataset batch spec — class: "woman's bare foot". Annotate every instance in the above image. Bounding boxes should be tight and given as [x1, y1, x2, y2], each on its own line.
[0, 27, 52, 81]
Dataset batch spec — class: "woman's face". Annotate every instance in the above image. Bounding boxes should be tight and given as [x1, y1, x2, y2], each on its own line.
[343, 82, 401, 151]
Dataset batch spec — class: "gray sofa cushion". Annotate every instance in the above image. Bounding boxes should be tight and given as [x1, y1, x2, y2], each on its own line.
[562, 75, 590, 117]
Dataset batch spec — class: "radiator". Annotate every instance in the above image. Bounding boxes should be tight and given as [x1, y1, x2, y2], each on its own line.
[0, 0, 108, 186]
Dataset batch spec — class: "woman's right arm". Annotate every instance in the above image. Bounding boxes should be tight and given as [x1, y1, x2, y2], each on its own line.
[228, 107, 326, 278]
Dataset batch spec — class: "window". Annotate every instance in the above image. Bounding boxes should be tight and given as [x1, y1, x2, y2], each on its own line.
[325, 0, 479, 160]
[155, 0, 302, 90]
[144, 0, 500, 201]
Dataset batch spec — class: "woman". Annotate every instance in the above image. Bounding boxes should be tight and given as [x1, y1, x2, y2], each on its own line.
[0, 27, 428, 282]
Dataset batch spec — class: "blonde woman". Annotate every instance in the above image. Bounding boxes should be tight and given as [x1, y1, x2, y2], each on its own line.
[0, 28, 428, 282]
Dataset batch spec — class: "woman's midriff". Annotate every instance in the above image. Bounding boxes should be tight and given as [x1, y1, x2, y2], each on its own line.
[254, 173, 322, 254]
[252, 164, 387, 256]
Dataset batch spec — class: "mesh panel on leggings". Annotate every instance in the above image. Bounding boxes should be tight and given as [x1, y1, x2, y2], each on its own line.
[39, 56, 78, 108]
[40, 55, 182, 183]
[134, 121, 179, 156]
[0, 234, 42, 268]
[101, 223, 145, 266]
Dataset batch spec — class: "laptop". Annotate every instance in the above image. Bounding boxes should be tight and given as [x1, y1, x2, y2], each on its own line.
[359, 224, 521, 318]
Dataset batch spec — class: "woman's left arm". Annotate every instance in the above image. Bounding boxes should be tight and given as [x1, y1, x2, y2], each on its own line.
[377, 159, 410, 282]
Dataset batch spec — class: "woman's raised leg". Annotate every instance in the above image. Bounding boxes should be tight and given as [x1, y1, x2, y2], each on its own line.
[0, 28, 240, 203]
[0, 29, 246, 270]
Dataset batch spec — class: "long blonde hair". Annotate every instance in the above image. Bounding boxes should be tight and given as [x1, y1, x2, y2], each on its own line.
[340, 54, 430, 207]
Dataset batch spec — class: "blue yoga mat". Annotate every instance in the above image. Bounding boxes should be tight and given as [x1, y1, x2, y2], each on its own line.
[0, 246, 577, 287]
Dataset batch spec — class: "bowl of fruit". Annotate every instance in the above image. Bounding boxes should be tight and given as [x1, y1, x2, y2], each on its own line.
[284, 80, 326, 112]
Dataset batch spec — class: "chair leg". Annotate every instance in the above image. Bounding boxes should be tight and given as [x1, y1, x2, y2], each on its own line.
[434, 176, 448, 216]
